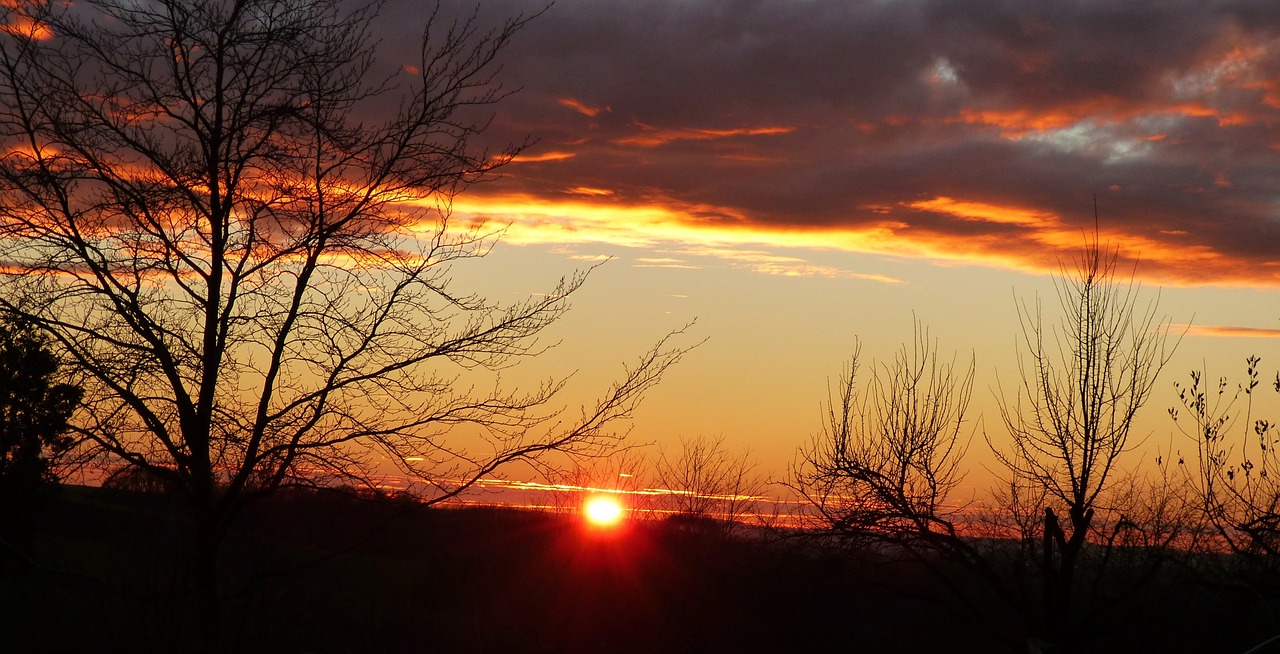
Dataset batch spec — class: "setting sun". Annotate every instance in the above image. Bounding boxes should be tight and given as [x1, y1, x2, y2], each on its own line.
[583, 496, 625, 527]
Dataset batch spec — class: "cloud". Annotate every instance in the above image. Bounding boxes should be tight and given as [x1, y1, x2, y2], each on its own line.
[441, 193, 905, 282]
[612, 123, 796, 147]
[512, 150, 576, 163]
[558, 97, 606, 117]
[1184, 324, 1280, 338]
[383, 0, 1280, 286]
[632, 257, 701, 270]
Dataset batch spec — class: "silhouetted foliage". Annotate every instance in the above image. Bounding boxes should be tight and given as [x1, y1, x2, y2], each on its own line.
[1172, 356, 1280, 563]
[0, 316, 80, 499]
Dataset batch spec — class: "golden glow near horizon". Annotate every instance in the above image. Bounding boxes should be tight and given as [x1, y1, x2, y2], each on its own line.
[425, 184, 1280, 498]
[15, 0, 1280, 509]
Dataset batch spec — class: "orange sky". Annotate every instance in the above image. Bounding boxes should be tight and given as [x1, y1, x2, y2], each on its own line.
[378, 0, 1280, 496]
[12, 0, 1280, 501]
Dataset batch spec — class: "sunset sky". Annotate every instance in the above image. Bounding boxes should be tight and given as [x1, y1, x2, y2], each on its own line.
[382, 0, 1280, 492]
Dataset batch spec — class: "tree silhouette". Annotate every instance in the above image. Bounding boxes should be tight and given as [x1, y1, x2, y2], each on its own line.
[0, 317, 81, 499]
[1172, 356, 1280, 559]
[993, 233, 1178, 648]
[795, 236, 1184, 651]
[653, 434, 765, 534]
[792, 322, 976, 552]
[0, 0, 685, 645]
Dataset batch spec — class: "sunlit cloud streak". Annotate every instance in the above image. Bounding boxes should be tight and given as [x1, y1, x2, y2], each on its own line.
[632, 257, 700, 270]
[612, 123, 796, 147]
[1183, 324, 1280, 338]
[557, 97, 605, 117]
[512, 150, 576, 163]
[380, 0, 1280, 286]
[441, 193, 906, 283]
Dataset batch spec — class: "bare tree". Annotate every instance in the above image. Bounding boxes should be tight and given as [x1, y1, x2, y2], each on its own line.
[993, 234, 1178, 648]
[1172, 357, 1280, 558]
[795, 239, 1187, 651]
[792, 323, 979, 554]
[0, 0, 686, 645]
[789, 323, 1050, 642]
[653, 434, 765, 534]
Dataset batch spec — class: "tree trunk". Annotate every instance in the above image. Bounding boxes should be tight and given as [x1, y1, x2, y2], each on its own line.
[190, 511, 222, 653]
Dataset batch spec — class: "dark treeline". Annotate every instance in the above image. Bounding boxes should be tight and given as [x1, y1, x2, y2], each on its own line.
[3, 484, 1279, 654]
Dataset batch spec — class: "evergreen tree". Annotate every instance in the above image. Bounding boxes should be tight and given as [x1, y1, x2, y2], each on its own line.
[0, 319, 80, 497]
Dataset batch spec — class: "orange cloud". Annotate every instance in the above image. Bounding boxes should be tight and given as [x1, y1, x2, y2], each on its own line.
[0, 12, 51, 40]
[558, 97, 606, 117]
[1183, 324, 1280, 339]
[951, 38, 1277, 141]
[1168, 102, 1253, 127]
[902, 195, 1240, 284]
[436, 192, 905, 282]
[567, 186, 613, 197]
[421, 189, 1279, 289]
[513, 150, 576, 163]
[613, 123, 796, 147]
[1262, 84, 1280, 109]
[956, 106, 1102, 135]
[906, 197, 1057, 227]
[905, 199, 1226, 280]
[4, 143, 61, 160]
[957, 101, 1254, 139]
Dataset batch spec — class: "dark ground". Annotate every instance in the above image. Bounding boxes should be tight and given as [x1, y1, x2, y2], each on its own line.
[1, 486, 1278, 653]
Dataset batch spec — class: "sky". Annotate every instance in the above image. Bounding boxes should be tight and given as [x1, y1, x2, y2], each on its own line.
[380, 0, 1280, 494]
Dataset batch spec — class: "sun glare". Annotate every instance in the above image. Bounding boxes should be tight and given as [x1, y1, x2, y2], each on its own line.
[584, 496, 624, 527]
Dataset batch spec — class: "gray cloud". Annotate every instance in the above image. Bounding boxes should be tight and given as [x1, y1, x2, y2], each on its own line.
[380, 0, 1280, 283]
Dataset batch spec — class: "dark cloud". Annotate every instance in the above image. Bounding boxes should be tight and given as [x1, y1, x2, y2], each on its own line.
[380, 0, 1280, 284]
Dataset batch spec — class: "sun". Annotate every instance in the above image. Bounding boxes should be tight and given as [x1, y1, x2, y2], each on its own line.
[583, 496, 625, 527]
